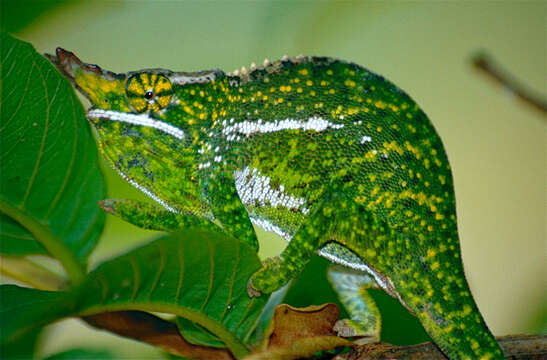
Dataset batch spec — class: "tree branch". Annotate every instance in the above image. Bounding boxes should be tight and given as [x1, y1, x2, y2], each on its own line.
[334, 334, 547, 360]
[472, 51, 547, 114]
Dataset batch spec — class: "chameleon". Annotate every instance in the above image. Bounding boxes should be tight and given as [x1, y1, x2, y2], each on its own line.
[47, 48, 504, 359]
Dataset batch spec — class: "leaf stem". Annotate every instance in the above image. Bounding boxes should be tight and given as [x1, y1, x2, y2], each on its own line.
[0, 199, 85, 285]
[0, 255, 66, 290]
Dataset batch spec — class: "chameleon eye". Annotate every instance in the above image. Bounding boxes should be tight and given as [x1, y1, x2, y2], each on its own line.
[125, 72, 173, 113]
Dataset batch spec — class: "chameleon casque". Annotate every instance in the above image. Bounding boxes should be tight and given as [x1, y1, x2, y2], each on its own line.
[48, 48, 503, 359]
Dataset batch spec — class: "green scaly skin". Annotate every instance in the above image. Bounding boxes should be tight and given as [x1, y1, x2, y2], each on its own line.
[48, 48, 503, 359]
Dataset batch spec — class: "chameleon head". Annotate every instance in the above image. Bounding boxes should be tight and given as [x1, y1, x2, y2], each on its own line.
[48, 48, 173, 116]
[47, 48, 207, 215]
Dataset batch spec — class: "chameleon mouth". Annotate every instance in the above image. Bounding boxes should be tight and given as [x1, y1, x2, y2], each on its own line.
[86, 109, 186, 140]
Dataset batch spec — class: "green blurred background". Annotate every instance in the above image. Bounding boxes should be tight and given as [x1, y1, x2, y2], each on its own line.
[2, 0, 545, 358]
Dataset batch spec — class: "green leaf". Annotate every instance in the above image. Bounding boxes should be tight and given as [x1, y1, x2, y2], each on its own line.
[75, 230, 267, 358]
[0, 325, 42, 360]
[177, 317, 226, 348]
[0, 284, 75, 344]
[1, 230, 267, 357]
[0, 32, 106, 281]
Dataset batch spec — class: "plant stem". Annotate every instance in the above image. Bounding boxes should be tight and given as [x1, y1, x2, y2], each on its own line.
[0, 255, 66, 290]
[0, 199, 85, 285]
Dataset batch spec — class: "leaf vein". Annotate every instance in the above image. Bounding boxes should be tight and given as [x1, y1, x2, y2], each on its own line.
[148, 244, 165, 300]
[200, 236, 215, 312]
[175, 240, 184, 304]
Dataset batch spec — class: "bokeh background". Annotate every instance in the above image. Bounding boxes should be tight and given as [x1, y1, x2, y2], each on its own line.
[2, 0, 545, 358]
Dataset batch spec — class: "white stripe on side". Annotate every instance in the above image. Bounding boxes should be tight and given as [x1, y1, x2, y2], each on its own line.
[235, 166, 309, 214]
[87, 109, 185, 140]
[221, 117, 344, 141]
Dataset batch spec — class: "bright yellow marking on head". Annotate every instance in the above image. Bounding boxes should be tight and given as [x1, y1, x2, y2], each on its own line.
[130, 98, 147, 112]
[157, 95, 171, 108]
[127, 77, 145, 95]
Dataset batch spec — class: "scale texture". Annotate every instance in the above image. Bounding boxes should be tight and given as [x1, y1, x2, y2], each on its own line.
[49, 49, 504, 359]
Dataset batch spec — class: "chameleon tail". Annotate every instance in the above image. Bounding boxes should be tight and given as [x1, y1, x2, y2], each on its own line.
[393, 256, 504, 359]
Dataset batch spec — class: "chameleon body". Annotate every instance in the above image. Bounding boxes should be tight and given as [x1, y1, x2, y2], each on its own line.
[49, 48, 503, 359]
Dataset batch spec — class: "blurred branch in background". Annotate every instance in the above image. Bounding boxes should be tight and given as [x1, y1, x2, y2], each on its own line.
[0, 0, 80, 33]
[472, 51, 547, 115]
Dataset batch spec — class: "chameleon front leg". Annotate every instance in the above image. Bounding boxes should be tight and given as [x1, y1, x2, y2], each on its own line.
[203, 171, 259, 252]
[99, 199, 221, 233]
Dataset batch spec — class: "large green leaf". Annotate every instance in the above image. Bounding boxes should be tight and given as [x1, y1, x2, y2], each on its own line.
[0, 32, 106, 277]
[0, 285, 75, 344]
[1, 230, 267, 359]
[76, 230, 267, 358]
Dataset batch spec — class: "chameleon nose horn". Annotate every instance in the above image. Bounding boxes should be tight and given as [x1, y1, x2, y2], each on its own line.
[46, 47, 115, 81]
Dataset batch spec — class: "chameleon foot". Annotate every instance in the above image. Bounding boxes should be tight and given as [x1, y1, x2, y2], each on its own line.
[246, 279, 262, 298]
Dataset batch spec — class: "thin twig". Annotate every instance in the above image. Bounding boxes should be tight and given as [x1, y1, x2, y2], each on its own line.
[472, 51, 547, 114]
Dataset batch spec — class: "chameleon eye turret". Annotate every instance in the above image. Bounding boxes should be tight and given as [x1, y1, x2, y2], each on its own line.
[125, 72, 173, 113]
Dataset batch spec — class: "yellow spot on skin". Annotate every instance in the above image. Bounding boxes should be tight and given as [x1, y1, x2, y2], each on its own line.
[462, 304, 472, 316]
[375, 100, 386, 109]
[344, 79, 356, 87]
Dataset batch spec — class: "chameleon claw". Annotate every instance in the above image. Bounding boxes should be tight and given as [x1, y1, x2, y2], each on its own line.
[246, 278, 262, 298]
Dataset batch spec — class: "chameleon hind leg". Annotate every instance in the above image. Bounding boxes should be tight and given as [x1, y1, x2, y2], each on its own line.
[327, 265, 381, 343]
[247, 194, 348, 296]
